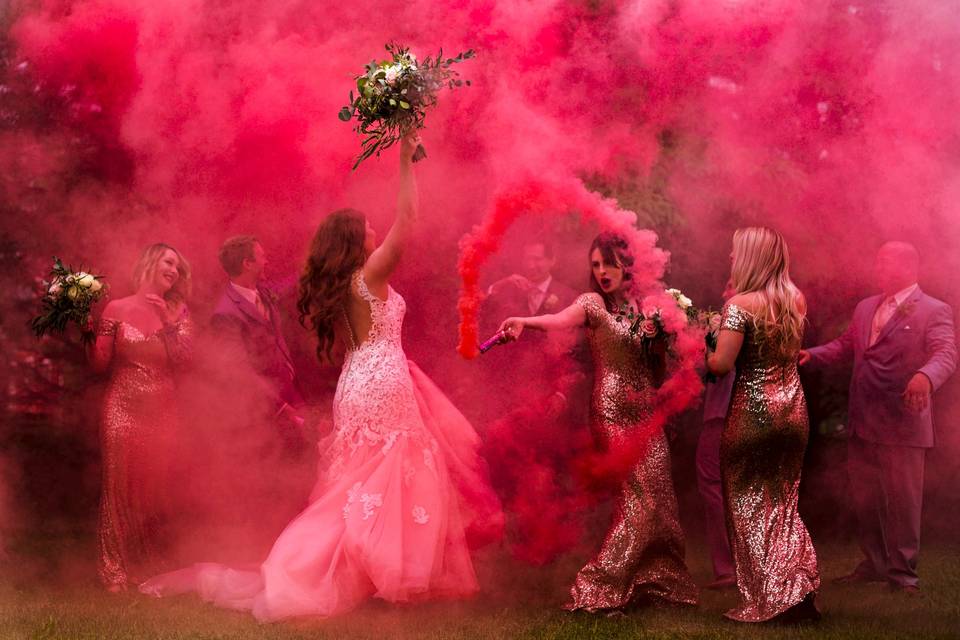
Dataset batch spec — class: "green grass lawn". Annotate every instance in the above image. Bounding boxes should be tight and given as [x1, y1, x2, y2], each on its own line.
[2, 543, 959, 640]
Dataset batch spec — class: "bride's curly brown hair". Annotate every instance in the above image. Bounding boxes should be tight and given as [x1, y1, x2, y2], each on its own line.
[298, 209, 368, 362]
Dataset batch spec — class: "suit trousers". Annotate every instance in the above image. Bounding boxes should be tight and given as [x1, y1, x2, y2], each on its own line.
[696, 418, 735, 579]
[847, 435, 926, 586]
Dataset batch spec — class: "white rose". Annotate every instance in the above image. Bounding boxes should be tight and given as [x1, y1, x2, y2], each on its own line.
[89, 278, 103, 293]
[666, 288, 692, 309]
[66, 285, 80, 300]
[48, 279, 62, 296]
[77, 273, 95, 288]
[384, 65, 400, 84]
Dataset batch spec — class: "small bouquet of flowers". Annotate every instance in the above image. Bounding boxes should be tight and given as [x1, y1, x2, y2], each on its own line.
[615, 288, 697, 346]
[701, 309, 723, 352]
[338, 43, 475, 169]
[31, 257, 107, 344]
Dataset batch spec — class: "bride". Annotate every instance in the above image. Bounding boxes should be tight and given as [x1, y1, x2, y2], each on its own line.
[140, 135, 503, 621]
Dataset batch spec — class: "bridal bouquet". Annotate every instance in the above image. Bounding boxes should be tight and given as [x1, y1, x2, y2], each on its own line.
[338, 43, 475, 169]
[31, 257, 107, 344]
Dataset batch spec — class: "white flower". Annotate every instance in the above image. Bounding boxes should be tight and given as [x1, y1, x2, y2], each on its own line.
[412, 505, 430, 525]
[384, 64, 402, 84]
[89, 278, 103, 293]
[667, 288, 693, 310]
[66, 285, 80, 300]
[47, 278, 63, 296]
[76, 273, 95, 288]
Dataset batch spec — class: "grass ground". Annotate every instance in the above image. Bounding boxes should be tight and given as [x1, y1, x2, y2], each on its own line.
[2, 542, 958, 639]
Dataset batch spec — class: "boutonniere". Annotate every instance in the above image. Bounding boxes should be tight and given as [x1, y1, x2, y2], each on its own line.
[895, 300, 917, 318]
[260, 287, 280, 306]
[542, 293, 560, 312]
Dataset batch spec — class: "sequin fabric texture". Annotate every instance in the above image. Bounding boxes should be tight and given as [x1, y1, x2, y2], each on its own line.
[720, 303, 819, 622]
[565, 293, 698, 612]
[97, 316, 192, 588]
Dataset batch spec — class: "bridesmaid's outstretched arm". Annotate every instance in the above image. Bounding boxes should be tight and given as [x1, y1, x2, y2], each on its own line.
[498, 301, 587, 342]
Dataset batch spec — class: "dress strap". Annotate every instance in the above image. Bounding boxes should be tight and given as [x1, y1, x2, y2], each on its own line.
[352, 270, 385, 305]
[97, 317, 121, 337]
[721, 303, 751, 333]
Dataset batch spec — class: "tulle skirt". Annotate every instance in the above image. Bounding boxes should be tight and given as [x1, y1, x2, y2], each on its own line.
[140, 361, 502, 621]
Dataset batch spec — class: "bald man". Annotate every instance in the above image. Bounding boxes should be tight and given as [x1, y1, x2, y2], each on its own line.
[800, 242, 957, 594]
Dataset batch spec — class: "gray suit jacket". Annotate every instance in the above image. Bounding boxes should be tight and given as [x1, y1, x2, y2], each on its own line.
[807, 288, 957, 448]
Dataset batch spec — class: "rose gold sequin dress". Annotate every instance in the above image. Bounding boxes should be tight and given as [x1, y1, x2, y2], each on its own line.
[97, 316, 192, 588]
[565, 294, 698, 612]
[720, 303, 819, 622]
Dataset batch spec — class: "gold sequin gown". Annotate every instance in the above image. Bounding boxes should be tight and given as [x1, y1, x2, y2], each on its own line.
[565, 294, 698, 611]
[720, 304, 819, 622]
[97, 317, 192, 588]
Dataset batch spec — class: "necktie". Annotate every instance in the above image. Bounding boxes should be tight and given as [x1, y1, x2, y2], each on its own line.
[869, 297, 898, 346]
[529, 289, 545, 314]
[254, 292, 269, 320]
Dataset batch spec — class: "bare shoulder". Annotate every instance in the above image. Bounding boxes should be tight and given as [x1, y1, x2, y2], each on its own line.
[102, 296, 132, 319]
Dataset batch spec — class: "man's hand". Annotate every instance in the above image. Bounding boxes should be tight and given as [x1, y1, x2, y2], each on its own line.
[902, 373, 932, 413]
[490, 274, 534, 296]
[279, 403, 306, 428]
[798, 350, 812, 366]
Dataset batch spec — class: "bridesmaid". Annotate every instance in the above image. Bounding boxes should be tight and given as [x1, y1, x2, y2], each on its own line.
[706, 227, 820, 622]
[500, 231, 698, 613]
[88, 243, 193, 591]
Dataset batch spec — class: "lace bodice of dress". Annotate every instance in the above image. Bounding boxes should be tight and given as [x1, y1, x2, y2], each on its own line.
[331, 271, 428, 458]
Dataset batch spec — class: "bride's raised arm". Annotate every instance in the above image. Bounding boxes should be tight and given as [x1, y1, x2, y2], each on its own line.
[363, 133, 419, 292]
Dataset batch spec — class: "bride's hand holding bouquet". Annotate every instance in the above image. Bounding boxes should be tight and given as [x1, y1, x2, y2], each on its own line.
[339, 43, 474, 169]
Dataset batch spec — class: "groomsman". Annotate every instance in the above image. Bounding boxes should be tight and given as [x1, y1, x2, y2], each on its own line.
[801, 241, 957, 594]
[480, 238, 580, 415]
[213, 235, 304, 433]
[485, 238, 577, 335]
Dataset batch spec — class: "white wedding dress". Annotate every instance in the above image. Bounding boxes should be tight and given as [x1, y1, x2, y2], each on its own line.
[140, 271, 502, 621]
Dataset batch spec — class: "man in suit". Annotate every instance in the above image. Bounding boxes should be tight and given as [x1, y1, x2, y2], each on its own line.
[482, 238, 581, 413]
[486, 239, 578, 326]
[213, 235, 304, 429]
[479, 239, 586, 512]
[800, 241, 957, 594]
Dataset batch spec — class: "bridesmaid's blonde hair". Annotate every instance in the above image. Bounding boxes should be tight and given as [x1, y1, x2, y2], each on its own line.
[730, 227, 805, 353]
[132, 243, 192, 304]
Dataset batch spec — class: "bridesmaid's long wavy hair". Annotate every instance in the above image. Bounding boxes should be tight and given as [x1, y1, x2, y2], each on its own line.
[298, 209, 368, 362]
[588, 232, 635, 311]
[730, 227, 806, 354]
[132, 243, 192, 304]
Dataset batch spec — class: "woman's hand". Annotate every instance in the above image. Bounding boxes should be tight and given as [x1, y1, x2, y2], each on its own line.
[145, 294, 180, 325]
[498, 317, 526, 342]
[400, 131, 421, 165]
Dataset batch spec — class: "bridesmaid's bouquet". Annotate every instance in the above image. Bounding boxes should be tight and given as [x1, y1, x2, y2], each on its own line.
[701, 310, 723, 352]
[31, 257, 107, 344]
[615, 288, 696, 342]
[338, 43, 475, 169]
